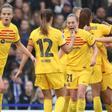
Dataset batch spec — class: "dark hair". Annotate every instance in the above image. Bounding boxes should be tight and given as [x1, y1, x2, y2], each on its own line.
[79, 8, 92, 29]
[40, 9, 53, 35]
[0, 3, 13, 13]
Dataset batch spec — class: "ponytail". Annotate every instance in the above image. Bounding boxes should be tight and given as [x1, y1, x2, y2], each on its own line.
[40, 9, 53, 35]
[79, 8, 92, 29]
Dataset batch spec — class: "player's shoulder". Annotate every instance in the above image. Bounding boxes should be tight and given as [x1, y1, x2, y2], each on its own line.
[90, 22, 104, 28]
[78, 28, 90, 34]
[49, 26, 62, 33]
[31, 27, 40, 35]
[10, 23, 18, 29]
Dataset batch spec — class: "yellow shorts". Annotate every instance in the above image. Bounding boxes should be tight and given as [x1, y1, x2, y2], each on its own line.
[89, 65, 102, 84]
[35, 73, 64, 90]
[101, 73, 112, 91]
[66, 68, 92, 89]
[102, 58, 112, 75]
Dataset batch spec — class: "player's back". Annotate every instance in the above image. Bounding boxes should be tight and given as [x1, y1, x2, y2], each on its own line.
[29, 26, 66, 74]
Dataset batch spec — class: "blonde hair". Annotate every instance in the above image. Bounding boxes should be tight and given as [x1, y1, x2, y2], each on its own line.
[0, 3, 13, 12]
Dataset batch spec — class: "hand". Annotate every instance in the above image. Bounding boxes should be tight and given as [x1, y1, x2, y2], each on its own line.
[0, 77, 5, 93]
[14, 69, 22, 82]
[104, 43, 112, 48]
[30, 55, 37, 65]
[70, 30, 76, 39]
[84, 25, 91, 31]
[90, 57, 96, 67]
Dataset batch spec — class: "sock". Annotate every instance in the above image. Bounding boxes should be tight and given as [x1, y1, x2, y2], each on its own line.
[67, 99, 77, 112]
[54, 96, 65, 112]
[44, 99, 52, 112]
[76, 98, 86, 112]
[106, 104, 112, 112]
[93, 96, 102, 112]
[0, 94, 3, 111]
[62, 96, 70, 112]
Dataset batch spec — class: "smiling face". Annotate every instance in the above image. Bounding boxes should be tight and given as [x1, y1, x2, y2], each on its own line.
[0, 7, 13, 26]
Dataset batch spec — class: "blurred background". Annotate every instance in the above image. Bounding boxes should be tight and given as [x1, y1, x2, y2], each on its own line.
[0, 0, 112, 110]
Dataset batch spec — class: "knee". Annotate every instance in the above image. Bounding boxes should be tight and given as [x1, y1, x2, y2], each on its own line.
[44, 94, 52, 99]
[77, 87, 86, 99]
[92, 88, 101, 97]
[71, 96, 77, 102]
[70, 93, 77, 101]
[43, 90, 52, 99]
[78, 92, 85, 99]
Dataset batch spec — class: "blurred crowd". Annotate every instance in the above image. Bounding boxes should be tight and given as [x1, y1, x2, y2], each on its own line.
[0, 0, 112, 110]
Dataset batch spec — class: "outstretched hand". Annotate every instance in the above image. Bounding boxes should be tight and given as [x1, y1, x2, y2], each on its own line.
[14, 69, 22, 82]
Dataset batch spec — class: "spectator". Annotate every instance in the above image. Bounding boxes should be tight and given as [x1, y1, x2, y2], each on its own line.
[72, 7, 82, 18]
[22, 2, 31, 20]
[2, 78, 12, 110]
[93, 7, 111, 24]
[85, 87, 93, 110]
[0, 0, 4, 7]
[62, 2, 72, 18]
[14, 0, 23, 8]
[18, 81, 35, 109]
[12, 8, 23, 28]
[20, 19, 31, 46]
[31, 87, 44, 110]
[30, 11, 40, 30]
[53, 14, 64, 29]
[3, 45, 18, 78]
[9, 68, 24, 109]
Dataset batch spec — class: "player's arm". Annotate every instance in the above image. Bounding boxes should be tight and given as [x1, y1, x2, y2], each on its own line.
[90, 43, 98, 66]
[61, 31, 75, 54]
[14, 44, 34, 79]
[58, 48, 65, 59]
[95, 37, 112, 43]
[15, 41, 35, 62]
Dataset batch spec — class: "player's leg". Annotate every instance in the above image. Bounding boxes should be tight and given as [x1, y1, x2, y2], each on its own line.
[62, 89, 70, 112]
[35, 74, 52, 112]
[91, 83, 102, 112]
[67, 89, 77, 112]
[42, 90, 52, 112]
[48, 72, 65, 112]
[76, 84, 87, 112]
[101, 74, 112, 112]
[66, 71, 78, 112]
[90, 65, 102, 112]
[61, 69, 70, 112]
[0, 68, 5, 111]
[76, 69, 91, 112]
[55, 87, 66, 112]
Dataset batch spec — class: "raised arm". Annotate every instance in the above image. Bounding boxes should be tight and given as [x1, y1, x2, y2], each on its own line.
[95, 37, 112, 43]
[61, 30, 75, 54]
[58, 48, 66, 59]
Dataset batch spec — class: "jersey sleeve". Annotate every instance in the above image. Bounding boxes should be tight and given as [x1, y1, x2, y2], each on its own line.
[13, 26, 20, 43]
[85, 31, 95, 46]
[100, 24, 112, 35]
[27, 31, 34, 47]
[57, 30, 66, 47]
